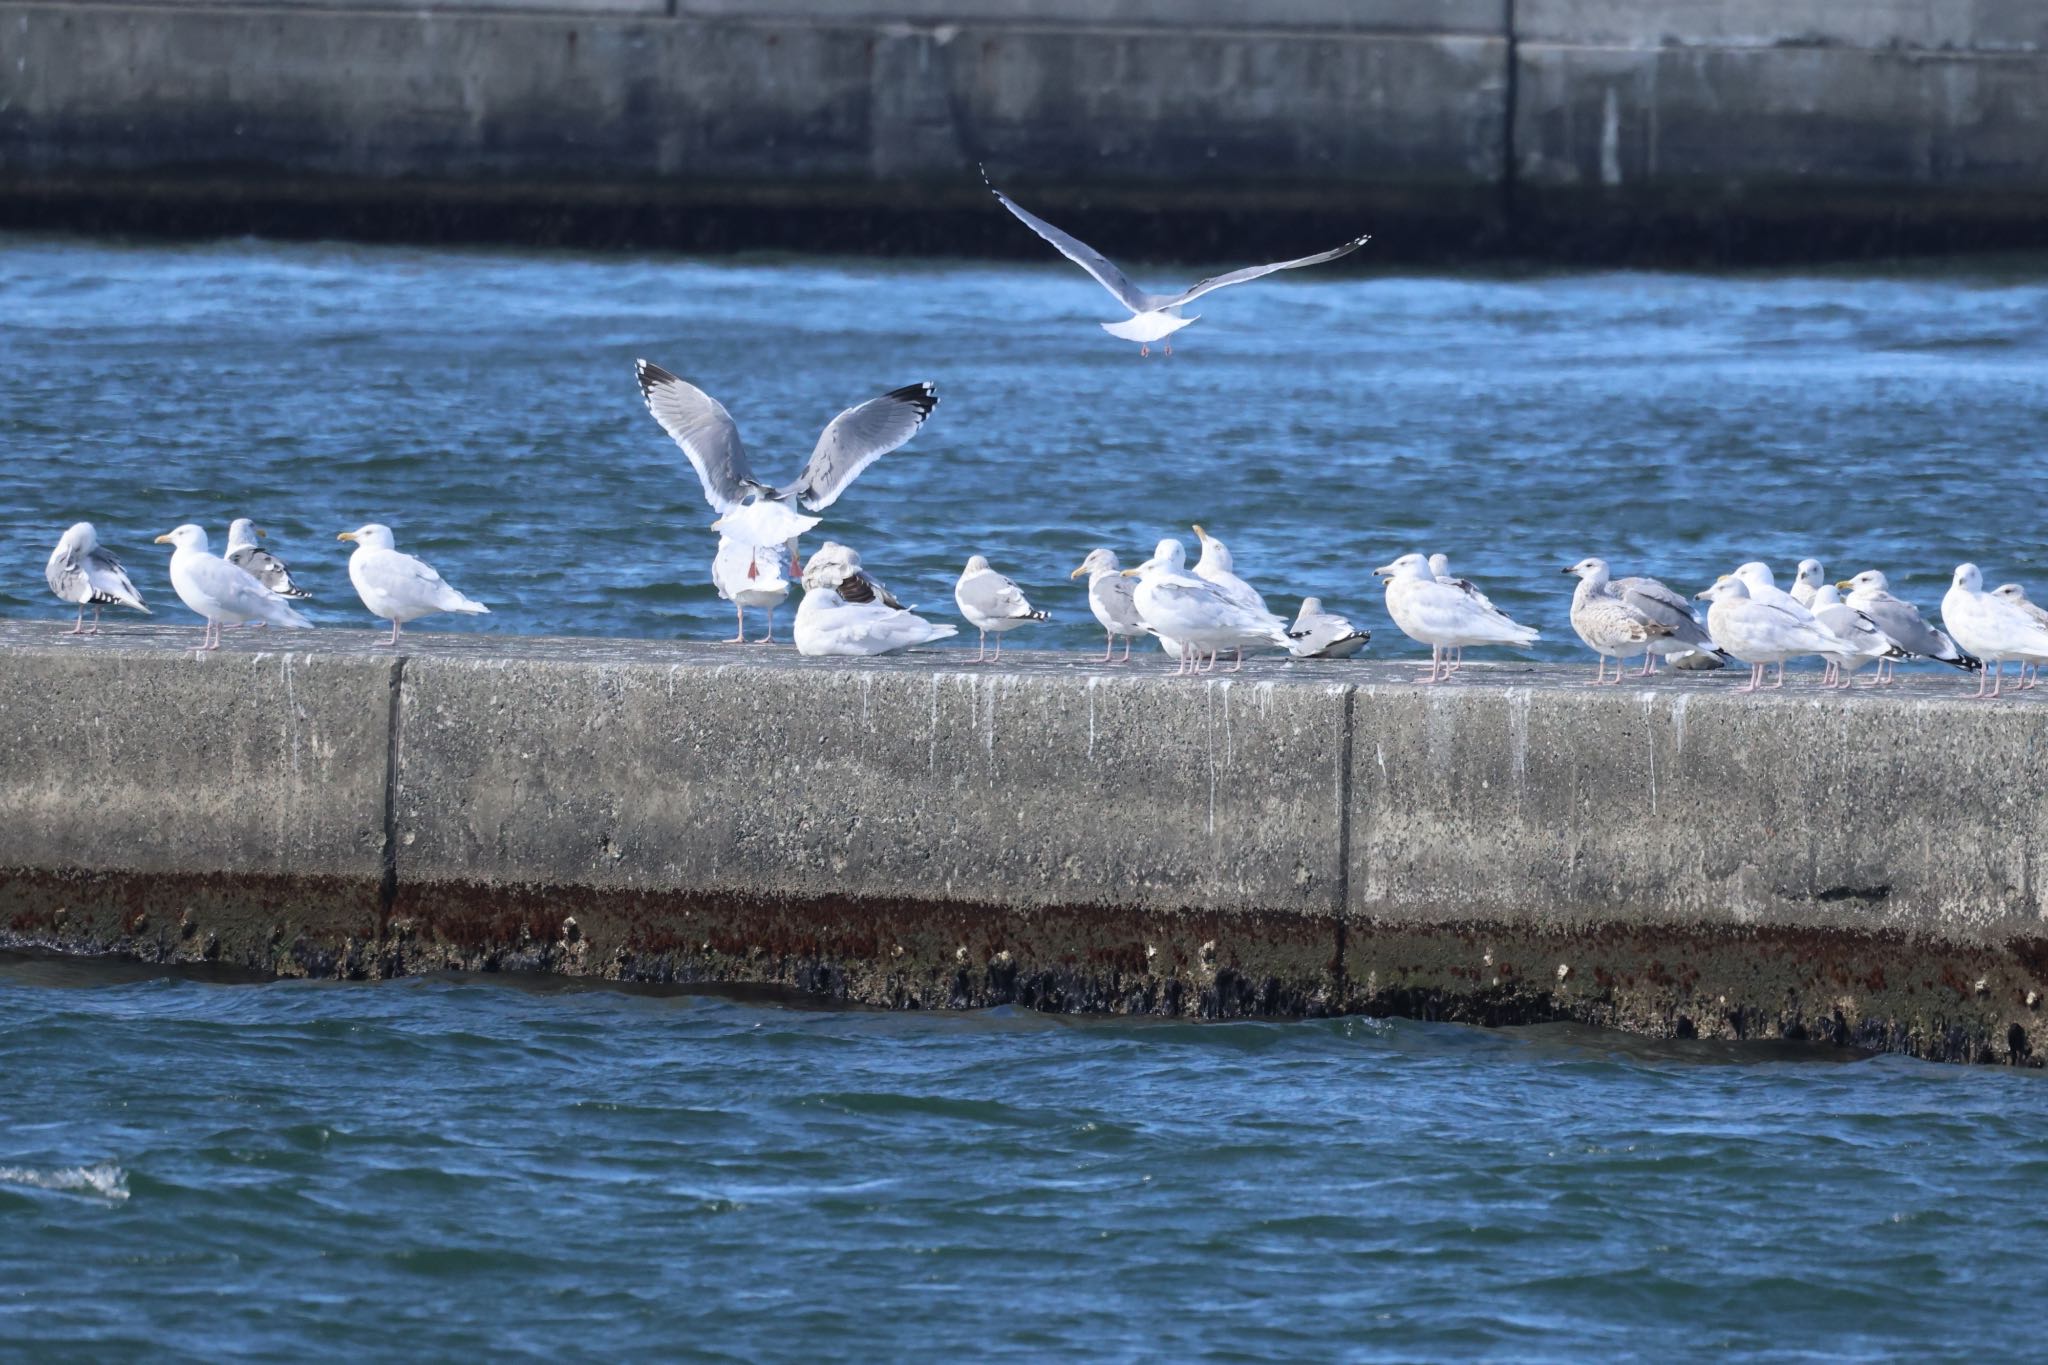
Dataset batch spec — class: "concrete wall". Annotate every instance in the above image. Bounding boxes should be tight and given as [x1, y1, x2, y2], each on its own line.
[4, 622, 2047, 1064]
[4, 0, 2046, 257]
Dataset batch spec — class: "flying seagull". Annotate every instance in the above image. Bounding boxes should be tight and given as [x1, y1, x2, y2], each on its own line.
[635, 360, 939, 565]
[982, 169, 1370, 355]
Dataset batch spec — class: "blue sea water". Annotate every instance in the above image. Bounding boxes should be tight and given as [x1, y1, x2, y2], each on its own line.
[4, 952, 2046, 1361]
[3, 234, 2047, 656]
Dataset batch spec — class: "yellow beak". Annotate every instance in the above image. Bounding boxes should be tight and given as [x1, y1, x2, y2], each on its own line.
[1121, 567, 1143, 577]
[337, 531, 357, 542]
[1835, 580, 1854, 591]
[153, 534, 172, 545]
[1191, 523, 1207, 540]
[1070, 565, 1088, 579]
[256, 528, 268, 540]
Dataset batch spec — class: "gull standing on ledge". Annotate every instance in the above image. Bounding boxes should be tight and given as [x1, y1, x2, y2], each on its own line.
[1427, 553, 1515, 672]
[46, 522, 149, 635]
[1124, 539, 1289, 675]
[1808, 583, 1902, 688]
[1071, 549, 1148, 663]
[1837, 569, 1979, 684]
[155, 524, 311, 652]
[1991, 584, 2048, 688]
[1694, 577, 1835, 692]
[1563, 558, 1668, 684]
[1286, 598, 1370, 660]
[955, 555, 1049, 662]
[1190, 525, 1289, 668]
[711, 536, 789, 644]
[225, 518, 312, 603]
[1942, 563, 2048, 698]
[635, 360, 937, 565]
[338, 524, 488, 646]
[794, 542, 956, 657]
[983, 169, 1369, 355]
[1608, 573, 1724, 674]
[1374, 553, 1540, 683]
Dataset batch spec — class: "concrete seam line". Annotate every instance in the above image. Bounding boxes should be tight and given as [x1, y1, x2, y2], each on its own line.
[380, 655, 406, 920]
[1332, 683, 1355, 1004]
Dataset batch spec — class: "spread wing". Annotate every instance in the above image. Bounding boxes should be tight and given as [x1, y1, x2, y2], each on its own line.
[984, 169, 1152, 314]
[790, 383, 938, 511]
[635, 360, 755, 513]
[1162, 233, 1372, 309]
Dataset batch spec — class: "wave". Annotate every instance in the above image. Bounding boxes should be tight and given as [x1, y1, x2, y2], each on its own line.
[0, 1162, 130, 1201]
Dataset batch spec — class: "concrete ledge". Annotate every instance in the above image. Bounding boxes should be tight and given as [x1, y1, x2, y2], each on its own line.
[3, 621, 2046, 1064]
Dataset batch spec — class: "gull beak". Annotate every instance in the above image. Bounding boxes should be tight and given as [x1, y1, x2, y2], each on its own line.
[337, 531, 357, 542]
[1371, 563, 1397, 578]
[256, 528, 268, 540]
[1191, 523, 1206, 539]
[153, 534, 173, 545]
[1069, 564, 1088, 580]
[1120, 567, 1143, 578]
[1835, 580, 1854, 591]
[1560, 567, 1576, 576]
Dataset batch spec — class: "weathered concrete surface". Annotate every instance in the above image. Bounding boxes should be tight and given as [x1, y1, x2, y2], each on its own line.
[8, 0, 2048, 258]
[3, 620, 2046, 1064]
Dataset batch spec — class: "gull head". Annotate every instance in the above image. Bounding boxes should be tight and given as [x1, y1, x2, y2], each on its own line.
[338, 524, 396, 551]
[1297, 596, 1325, 616]
[1373, 553, 1431, 582]
[1795, 558, 1825, 590]
[1733, 562, 1777, 590]
[1839, 569, 1888, 594]
[1696, 576, 1748, 603]
[1994, 583, 2035, 607]
[1810, 583, 1843, 608]
[1563, 557, 1610, 581]
[1427, 553, 1451, 578]
[1072, 548, 1120, 580]
[154, 524, 208, 553]
[1953, 563, 1984, 592]
[1190, 523, 1237, 571]
[962, 554, 990, 576]
[56, 522, 99, 555]
[801, 541, 861, 592]
[1123, 538, 1187, 578]
[227, 517, 264, 551]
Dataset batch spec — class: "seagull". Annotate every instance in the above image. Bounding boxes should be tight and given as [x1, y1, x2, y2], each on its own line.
[1807, 583, 1903, 688]
[1790, 558, 1828, 608]
[634, 359, 937, 561]
[225, 518, 312, 604]
[793, 542, 956, 657]
[1427, 553, 1514, 672]
[983, 169, 1370, 355]
[1189, 525, 1289, 668]
[955, 555, 1049, 662]
[1694, 577, 1837, 692]
[1607, 573, 1724, 674]
[45, 522, 149, 635]
[1070, 549, 1148, 663]
[1836, 569, 1979, 684]
[337, 524, 488, 646]
[154, 524, 311, 652]
[1942, 563, 2048, 699]
[711, 535, 789, 644]
[1562, 558, 1669, 684]
[1374, 553, 1540, 683]
[1285, 597, 1370, 660]
[1991, 584, 2048, 689]
[1123, 539, 1288, 675]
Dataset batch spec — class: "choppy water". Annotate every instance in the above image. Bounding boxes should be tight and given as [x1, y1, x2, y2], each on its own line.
[4, 955, 2046, 1358]
[4, 234, 2048, 657]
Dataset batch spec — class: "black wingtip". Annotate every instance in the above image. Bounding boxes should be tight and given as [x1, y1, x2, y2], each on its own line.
[886, 381, 939, 418]
[1028, 610, 1050, 622]
[634, 358, 678, 397]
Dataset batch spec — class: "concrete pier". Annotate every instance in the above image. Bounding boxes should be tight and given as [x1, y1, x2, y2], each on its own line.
[4, 620, 2046, 1064]
[4, 0, 2047, 258]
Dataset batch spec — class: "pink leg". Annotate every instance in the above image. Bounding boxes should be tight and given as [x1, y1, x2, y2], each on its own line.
[1140, 344, 1150, 358]
[723, 602, 746, 644]
[973, 630, 987, 663]
[63, 606, 87, 636]
[1163, 342, 1173, 356]
[390, 618, 402, 648]
[1099, 632, 1114, 663]
[1121, 637, 1132, 663]
[1586, 656, 1607, 686]
[1638, 652, 1656, 677]
[754, 608, 775, 644]
[1225, 647, 1244, 674]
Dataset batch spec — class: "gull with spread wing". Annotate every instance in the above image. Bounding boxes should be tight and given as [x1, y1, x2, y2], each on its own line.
[984, 170, 1369, 355]
[635, 360, 938, 569]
